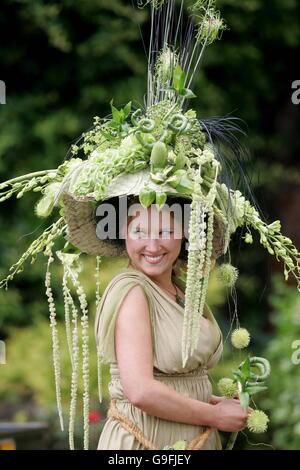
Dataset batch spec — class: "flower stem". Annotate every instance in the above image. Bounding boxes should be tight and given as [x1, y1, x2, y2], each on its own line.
[225, 431, 238, 450]
[0, 169, 57, 187]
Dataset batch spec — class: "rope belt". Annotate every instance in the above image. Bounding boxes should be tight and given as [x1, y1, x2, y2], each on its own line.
[107, 398, 214, 450]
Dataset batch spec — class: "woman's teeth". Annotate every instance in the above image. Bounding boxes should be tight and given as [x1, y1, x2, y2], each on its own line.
[143, 254, 165, 264]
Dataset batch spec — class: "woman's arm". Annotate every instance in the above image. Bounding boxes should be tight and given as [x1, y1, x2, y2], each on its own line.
[114, 284, 219, 428]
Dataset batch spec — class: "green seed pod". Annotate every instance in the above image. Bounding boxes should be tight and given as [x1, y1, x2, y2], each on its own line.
[174, 151, 187, 170]
[156, 192, 167, 211]
[139, 188, 156, 208]
[150, 142, 168, 168]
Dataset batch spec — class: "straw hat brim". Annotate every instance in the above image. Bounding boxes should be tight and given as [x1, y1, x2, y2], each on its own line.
[61, 170, 228, 259]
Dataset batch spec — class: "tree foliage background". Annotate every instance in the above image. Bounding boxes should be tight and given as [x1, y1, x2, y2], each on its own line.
[0, 0, 299, 449]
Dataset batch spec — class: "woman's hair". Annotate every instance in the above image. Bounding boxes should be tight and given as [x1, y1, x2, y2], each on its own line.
[95, 194, 189, 262]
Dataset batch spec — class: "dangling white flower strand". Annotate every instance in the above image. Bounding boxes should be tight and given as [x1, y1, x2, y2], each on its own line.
[45, 251, 64, 431]
[192, 206, 214, 347]
[68, 292, 80, 450]
[56, 251, 89, 450]
[182, 156, 219, 366]
[95, 255, 103, 403]
[62, 272, 74, 367]
[182, 172, 207, 365]
[77, 282, 90, 450]
[95, 256, 102, 309]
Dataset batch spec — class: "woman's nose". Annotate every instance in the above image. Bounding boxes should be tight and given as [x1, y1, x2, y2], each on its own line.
[145, 238, 161, 252]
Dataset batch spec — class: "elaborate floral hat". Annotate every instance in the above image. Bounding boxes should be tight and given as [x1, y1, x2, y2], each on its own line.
[1, 0, 299, 450]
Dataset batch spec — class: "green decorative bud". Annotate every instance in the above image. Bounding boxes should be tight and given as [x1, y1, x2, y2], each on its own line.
[150, 141, 168, 168]
[218, 378, 237, 398]
[174, 151, 187, 170]
[139, 188, 156, 208]
[247, 410, 269, 433]
[267, 220, 281, 232]
[231, 328, 251, 349]
[244, 233, 253, 244]
[34, 183, 62, 218]
[216, 263, 239, 288]
[156, 192, 167, 210]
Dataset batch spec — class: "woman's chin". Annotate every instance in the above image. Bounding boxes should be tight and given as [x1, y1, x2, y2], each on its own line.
[138, 255, 173, 274]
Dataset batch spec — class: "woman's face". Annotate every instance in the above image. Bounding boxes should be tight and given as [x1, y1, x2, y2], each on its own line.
[123, 203, 184, 277]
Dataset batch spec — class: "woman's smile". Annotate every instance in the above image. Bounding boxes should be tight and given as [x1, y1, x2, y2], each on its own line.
[142, 253, 167, 264]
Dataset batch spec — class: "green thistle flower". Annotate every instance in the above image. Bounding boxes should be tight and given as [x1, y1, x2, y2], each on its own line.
[155, 47, 178, 84]
[231, 328, 251, 349]
[216, 263, 239, 288]
[217, 378, 237, 398]
[247, 410, 269, 433]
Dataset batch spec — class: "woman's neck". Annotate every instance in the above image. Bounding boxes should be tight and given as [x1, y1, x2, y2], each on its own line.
[127, 262, 174, 291]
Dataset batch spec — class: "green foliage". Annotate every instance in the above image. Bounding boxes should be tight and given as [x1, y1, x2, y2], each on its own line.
[261, 275, 300, 450]
[0, 319, 111, 407]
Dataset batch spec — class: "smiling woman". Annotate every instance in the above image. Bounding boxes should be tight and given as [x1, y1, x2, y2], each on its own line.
[94, 198, 249, 450]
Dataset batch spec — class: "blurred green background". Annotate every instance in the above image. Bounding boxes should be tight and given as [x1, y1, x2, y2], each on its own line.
[0, 0, 299, 450]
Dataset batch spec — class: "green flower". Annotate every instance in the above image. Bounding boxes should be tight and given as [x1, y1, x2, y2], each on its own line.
[231, 328, 251, 349]
[155, 47, 178, 84]
[217, 378, 237, 399]
[247, 410, 269, 433]
[35, 182, 62, 218]
[244, 233, 253, 244]
[216, 263, 239, 288]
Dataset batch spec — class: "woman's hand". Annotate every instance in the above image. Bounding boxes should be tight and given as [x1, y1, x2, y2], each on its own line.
[210, 398, 253, 432]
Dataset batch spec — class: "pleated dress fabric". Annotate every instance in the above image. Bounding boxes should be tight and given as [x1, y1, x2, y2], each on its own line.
[94, 267, 224, 450]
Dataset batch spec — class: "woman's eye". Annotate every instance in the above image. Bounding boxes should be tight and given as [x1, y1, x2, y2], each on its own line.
[133, 229, 147, 238]
[160, 230, 173, 238]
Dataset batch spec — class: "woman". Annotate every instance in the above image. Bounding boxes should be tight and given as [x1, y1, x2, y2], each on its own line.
[95, 195, 252, 450]
[1, 1, 298, 450]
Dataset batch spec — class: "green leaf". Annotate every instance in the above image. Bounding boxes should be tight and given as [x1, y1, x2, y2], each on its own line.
[139, 188, 156, 208]
[239, 355, 251, 380]
[123, 101, 132, 118]
[156, 192, 167, 210]
[178, 88, 196, 99]
[246, 385, 268, 396]
[110, 99, 121, 123]
[173, 64, 185, 91]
